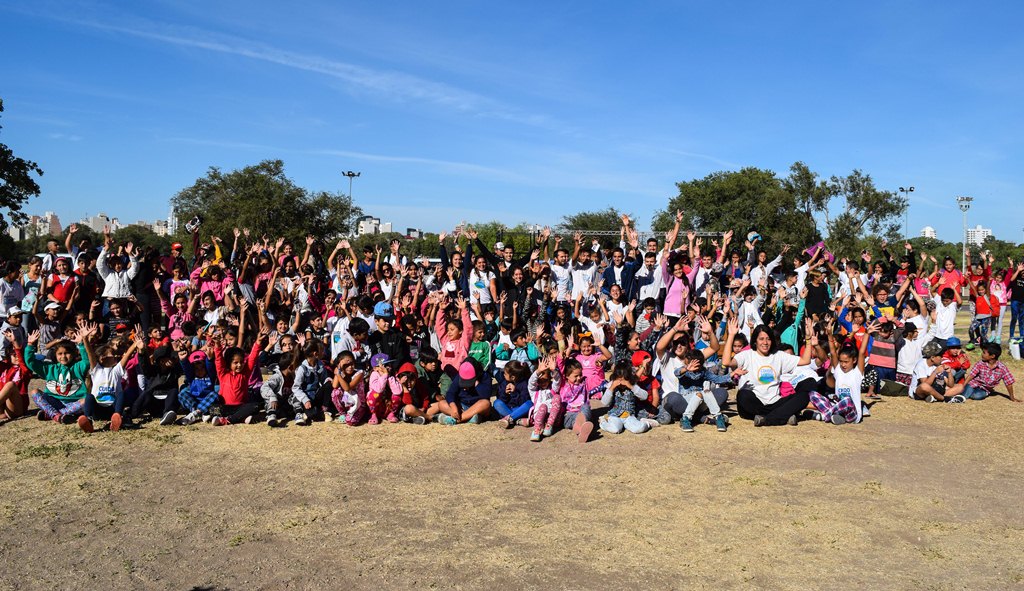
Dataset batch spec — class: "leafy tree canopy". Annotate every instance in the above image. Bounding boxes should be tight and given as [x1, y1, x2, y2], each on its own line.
[0, 98, 44, 232]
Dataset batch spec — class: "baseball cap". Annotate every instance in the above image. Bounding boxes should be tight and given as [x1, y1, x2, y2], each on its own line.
[171, 243, 184, 251]
[370, 353, 391, 368]
[188, 350, 208, 364]
[373, 302, 394, 319]
[922, 341, 944, 358]
[631, 350, 652, 368]
[458, 361, 477, 388]
[494, 241, 505, 251]
[945, 337, 961, 348]
[44, 302, 61, 311]
[397, 362, 417, 377]
[6, 307, 24, 317]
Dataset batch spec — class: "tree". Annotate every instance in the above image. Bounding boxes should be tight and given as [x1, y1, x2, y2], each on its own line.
[0, 99, 44, 232]
[822, 170, 905, 259]
[170, 160, 362, 244]
[653, 167, 819, 252]
[113, 225, 172, 254]
[558, 207, 632, 249]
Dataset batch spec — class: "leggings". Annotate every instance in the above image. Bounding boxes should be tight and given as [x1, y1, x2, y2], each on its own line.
[531, 397, 563, 435]
[863, 366, 896, 392]
[31, 392, 85, 419]
[83, 390, 126, 418]
[736, 381, 813, 426]
[220, 403, 258, 424]
[130, 386, 179, 419]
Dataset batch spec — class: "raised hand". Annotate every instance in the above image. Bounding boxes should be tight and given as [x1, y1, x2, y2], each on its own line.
[233, 228, 241, 238]
[68, 223, 78, 235]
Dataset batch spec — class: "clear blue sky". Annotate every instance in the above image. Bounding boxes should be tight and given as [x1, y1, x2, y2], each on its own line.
[2, 1, 1022, 243]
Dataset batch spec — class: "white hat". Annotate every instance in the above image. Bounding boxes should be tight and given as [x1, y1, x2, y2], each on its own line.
[44, 302, 61, 311]
[494, 241, 505, 250]
[6, 307, 24, 316]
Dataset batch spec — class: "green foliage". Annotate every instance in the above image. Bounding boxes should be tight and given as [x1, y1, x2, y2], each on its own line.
[655, 162, 907, 260]
[0, 98, 44, 231]
[558, 207, 632, 249]
[112, 225, 173, 254]
[170, 160, 361, 244]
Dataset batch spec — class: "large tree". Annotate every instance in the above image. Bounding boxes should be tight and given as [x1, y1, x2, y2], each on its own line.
[170, 160, 361, 243]
[0, 99, 44, 232]
[558, 206, 632, 249]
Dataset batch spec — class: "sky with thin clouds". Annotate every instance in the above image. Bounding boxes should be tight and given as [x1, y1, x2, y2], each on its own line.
[2, 1, 1022, 242]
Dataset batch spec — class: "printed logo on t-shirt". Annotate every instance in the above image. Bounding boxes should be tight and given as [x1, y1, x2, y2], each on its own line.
[756, 365, 776, 385]
[837, 387, 852, 399]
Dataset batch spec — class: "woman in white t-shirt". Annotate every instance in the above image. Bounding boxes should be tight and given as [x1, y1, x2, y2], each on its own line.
[467, 256, 497, 307]
[721, 316, 814, 427]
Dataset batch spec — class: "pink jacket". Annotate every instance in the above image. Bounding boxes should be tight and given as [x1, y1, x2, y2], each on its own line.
[435, 307, 472, 372]
[190, 266, 235, 303]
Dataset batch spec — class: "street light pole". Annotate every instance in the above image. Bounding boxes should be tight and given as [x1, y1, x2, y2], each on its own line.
[956, 196, 973, 287]
[342, 170, 361, 199]
[899, 186, 914, 240]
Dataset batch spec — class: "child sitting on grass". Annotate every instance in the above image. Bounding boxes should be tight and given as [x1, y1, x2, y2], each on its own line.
[910, 341, 967, 403]
[366, 353, 401, 425]
[526, 355, 563, 442]
[809, 320, 872, 424]
[598, 361, 657, 435]
[25, 329, 89, 424]
[208, 328, 267, 426]
[331, 351, 367, 426]
[962, 343, 1017, 402]
[180, 349, 219, 426]
[494, 360, 532, 429]
[77, 323, 140, 433]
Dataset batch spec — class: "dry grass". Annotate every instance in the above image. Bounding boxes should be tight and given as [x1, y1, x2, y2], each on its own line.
[0, 311, 1022, 590]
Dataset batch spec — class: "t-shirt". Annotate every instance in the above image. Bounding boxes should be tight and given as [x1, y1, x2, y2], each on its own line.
[658, 353, 686, 395]
[733, 349, 800, 405]
[548, 262, 572, 301]
[832, 365, 864, 422]
[929, 296, 957, 340]
[467, 270, 496, 304]
[570, 261, 599, 300]
[896, 335, 924, 375]
[90, 364, 127, 406]
[908, 359, 938, 397]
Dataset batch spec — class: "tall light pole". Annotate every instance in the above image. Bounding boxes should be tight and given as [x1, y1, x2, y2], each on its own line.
[956, 196, 973, 286]
[899, 186, 914, 240]
[342, 170, 361, 199]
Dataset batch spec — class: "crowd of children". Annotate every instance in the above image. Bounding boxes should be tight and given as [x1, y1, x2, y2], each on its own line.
[0, 213, 1018, 437]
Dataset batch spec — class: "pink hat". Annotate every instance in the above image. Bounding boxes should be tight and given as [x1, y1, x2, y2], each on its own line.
[188, 350, 208, 364]
[458, 361, 476, 381]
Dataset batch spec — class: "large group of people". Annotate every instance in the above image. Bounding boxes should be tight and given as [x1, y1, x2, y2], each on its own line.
[0, 211, 1019, 440]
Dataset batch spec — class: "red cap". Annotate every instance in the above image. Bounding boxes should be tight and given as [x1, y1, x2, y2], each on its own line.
[171, 243, 183, 250]
[397, 362, 417, 376]
[631, 351, 651, 368]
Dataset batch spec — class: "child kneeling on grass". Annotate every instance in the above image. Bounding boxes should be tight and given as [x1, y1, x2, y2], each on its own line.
[525, 355, 563, 442]
[962, 343, 1017, 402]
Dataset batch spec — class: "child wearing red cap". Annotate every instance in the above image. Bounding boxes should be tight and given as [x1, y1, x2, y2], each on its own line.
[396, 362, 431, 424]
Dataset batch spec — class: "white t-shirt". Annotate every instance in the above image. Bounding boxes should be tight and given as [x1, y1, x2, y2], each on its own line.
[658, 353, 686, 395]
[907, 314, 929, 335]
[467, 270, 496, 304]
[90, 364, 126, 406]
[734, 349, 801, 405]
[570, 261, 599, 300]
[897, 335, 924, 375]
[930, 296, 957, 339]
[832, 365, 864, 422]
[548, 262, 572, 302]
[908, 359, 938, 397]
[579, 316, 606, 346]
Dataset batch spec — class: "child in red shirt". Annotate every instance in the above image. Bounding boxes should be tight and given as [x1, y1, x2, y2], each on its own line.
[940, 338, 971, 384]
[210, 327, 267, 426]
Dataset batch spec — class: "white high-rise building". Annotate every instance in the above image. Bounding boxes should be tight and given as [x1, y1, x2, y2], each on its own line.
[966, 225, 992, 247]
[920, 226, 937, 239]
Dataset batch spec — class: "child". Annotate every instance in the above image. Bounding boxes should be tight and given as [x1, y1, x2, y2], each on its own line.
[366, 353, 402, 425]
[574, 335, 611, 399]
[434, 359, 492, 425]
[291, 341, 331, 426]
[180, 350, 220, 426]
[557, 357, 595, 443]
[331, 351, 367, 426]
[940, 337, 971, 383]
[468, 320, 493, 372]
[894, 323, 924, 396]
[396, 362, 431, 424]
[494, 328, 541, 368]
[599, 361, 656, 434]
[25, 328, 89, 423]
[434, 296, 473, 394]
[208, 328, 267, 425]
[967, 280, 999, 348]
[130, 344, 185, 426]
[962, 343, 1017, 401]
[810, 321, 872, 424]
[77, 324, 139, 433]
[494, 360, 532, 429]
[910, 341, 966, 403]
[660, 349, 732, 432]
[525, 355, 563, 442]
[0, 329, 30, 424]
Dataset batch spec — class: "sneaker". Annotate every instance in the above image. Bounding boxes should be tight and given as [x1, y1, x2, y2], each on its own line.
[438, 415, 457, 426]
[60, 414, 76, 425]
[948, 394, 966, 404]
[577, 421, 594, 443]
[160, 411, 176, 426]
[655, 410, 672, 425]
[925, 395, 937, 403]
[266, 413, 277, 426]
[467, 415, 482, 424]
[212, 417, 229, 426]
[680, 416, 694, 432]
[36, 410, 47, 421]
[77, 415, 94, 434]
[202, 414, 213, 423]
[753, 415, 767, 427]
[497, 416, 514, 429]
[530, 432, 542, 442]
[243, 415, 255, 424]
[368, 413, 380, 425]
[830, 414, 847, 425]
[787, 414, 799, 426]
[109, 412, 123, 432]
[323, 411, 334, 421]
[180, 412, 200, 426]
[715, 414, 728, 432]
[516, 418, 530, 427]
[294, 413, 309, 426]
[412, 416, 426, 425]
[542, 426, 553, 437]
[386, 412, 400, 424]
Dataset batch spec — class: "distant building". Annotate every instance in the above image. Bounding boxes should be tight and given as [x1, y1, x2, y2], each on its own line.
[920, 226, 937, 240]
[356, 215, 393, 236]
[966, 225, 992, 247]
[406, 228, 423, 239]
[7, 211, 62, 241]
[81, 212, 122, 233]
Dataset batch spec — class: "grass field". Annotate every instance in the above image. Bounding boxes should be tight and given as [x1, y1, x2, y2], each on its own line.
[1, 311, 1022, 590]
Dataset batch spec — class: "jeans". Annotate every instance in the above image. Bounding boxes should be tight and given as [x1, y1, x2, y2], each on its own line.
[962, 385, 989, 400]
[493, 399, 532, 421]
[83, 389, 126, 418]
[992, 307, 1006, 343]
[661, 389, 728, 421]
[562, 405, 593, 429]
[1010, 301, 1024, 340]
[600, 414, 650, 434]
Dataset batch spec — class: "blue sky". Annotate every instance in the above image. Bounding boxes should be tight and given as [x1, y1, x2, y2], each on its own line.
[2, 0, 1022, 243]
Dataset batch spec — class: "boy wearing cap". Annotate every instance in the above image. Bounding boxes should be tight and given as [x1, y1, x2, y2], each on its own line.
[910, 341, 967, 403]
[940, 338, 971, 383]
[0, 308, 27, 361]
[367, 302, 409, 366]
